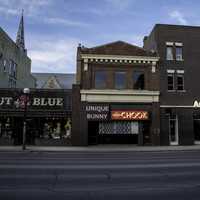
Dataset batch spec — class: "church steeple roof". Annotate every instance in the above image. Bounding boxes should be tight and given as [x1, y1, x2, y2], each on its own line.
[16, 10, 25, 51]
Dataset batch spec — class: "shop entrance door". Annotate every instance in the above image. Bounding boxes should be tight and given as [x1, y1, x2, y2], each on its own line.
[169, 115, 179, 145]
[88, 121, 99, 145]
[142, 121, 151, 145]
[193, 119, 200, 144]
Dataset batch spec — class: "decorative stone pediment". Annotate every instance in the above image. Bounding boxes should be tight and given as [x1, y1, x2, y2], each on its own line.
[81, 54, 159, 72]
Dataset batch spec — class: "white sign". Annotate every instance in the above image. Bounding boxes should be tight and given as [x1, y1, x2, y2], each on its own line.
[0, 97, 63, 107]
[193, 100, 200, 107]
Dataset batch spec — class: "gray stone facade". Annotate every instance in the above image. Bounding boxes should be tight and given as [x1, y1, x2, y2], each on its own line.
[0, 27, 35, 88]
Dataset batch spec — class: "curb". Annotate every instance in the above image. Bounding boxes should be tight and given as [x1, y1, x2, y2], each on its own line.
[1, 145, 200, 153]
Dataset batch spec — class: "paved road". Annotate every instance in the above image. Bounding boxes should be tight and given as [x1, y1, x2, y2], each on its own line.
[0, 150, 200, 199]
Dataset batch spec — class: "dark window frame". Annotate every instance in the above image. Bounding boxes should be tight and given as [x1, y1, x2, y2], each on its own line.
[177, 74, 184, 91]
[167, 73, 175, 91]
[132, 71, 145, 90]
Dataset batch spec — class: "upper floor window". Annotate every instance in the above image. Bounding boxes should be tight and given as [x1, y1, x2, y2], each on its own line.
[8, 59, 17, 78]
[8, 78, 16, 88]
[176, 47, 183, 61]
[115, 71, 126, 89]
[133, 71, 145, 90]
[3, 59, 7, 72]
[177, 74, 184, 91]
[166, 46, 173, 60]
[167, 73, 175, 91]
[94, 71, 106, 89]
[13, 63, 17, 78]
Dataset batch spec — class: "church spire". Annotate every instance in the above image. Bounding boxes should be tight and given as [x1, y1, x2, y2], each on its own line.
[16, 10, 25, 51]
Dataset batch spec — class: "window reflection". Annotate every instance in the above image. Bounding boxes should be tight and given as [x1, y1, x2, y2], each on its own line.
[95, 71, 106, 89]
[115, 71, 126, 89]
[176, 47, 183, 61]
[166, 46, 173, 60]
[133, 71, 145, 90]
[39, 118, 72, 140]
[0, 118, 13, 141]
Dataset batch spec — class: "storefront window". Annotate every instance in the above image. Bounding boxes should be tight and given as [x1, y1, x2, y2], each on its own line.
[0, 118, 13, 140]
[38, 118, 71, 140]
[133, 71, 145, 90]
[64, 118, 72, 139]
[95, 71, 107, 89]
[115, 71, 126, 89]
[131, 122, 139, 134]
[99, 121, 138, 134]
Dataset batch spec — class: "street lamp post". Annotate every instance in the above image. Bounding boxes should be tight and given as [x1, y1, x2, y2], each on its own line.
[22, 88, 30, 150]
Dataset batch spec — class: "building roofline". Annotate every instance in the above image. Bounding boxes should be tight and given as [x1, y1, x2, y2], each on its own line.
[83, 40, 144, 50]
[154, 23, 200, 29]
[0, 26, 30, 59]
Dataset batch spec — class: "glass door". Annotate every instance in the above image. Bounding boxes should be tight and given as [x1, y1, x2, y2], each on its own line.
[194, 119, 200, 144]
[169, 115, 179, 145]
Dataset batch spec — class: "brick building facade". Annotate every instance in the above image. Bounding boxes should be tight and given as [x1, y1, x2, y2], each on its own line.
[144, 24, 200, 145]
[72, 41, 160, 146]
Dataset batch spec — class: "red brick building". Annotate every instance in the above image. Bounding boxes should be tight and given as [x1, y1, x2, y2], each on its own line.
[72, 41, 160, 146]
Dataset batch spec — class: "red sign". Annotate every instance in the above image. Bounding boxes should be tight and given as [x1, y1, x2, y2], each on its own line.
[111, 110, 149, 120]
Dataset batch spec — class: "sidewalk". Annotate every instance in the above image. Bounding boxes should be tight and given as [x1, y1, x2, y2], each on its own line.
[1, 144, 200, 152]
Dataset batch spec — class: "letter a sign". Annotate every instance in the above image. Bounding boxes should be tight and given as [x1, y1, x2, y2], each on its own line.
[193, 100, 200, 107]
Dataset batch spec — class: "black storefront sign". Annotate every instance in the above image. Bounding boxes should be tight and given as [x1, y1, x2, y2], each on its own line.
[85, 104, 109, 121]
[0, 96, 63, 109]
[0, 89, 72, 112]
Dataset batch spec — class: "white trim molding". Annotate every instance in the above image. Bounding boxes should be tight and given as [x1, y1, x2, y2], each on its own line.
[81, 54, 159, 64]
[166, 42, 173, 46]
[82, 54, 159, 73]
[175, 42, 183, 47]
[167, 69, 175, 73]
[81, 89, 160, 103]
[177, 70, 184, 74]
[160, 105, 193, 108]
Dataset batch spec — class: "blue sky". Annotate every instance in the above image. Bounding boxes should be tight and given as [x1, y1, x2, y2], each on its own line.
[0, 0, 200, 73]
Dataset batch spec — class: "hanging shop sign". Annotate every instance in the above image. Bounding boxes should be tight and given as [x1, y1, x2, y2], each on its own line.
[111, 110, 149, 120]
[85, 104, 109, 120]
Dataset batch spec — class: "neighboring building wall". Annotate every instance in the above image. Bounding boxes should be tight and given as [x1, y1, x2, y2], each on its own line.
[144, 24, 200, 145]
[144, 24, 200, 105]
[0, 27, 35, 88]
